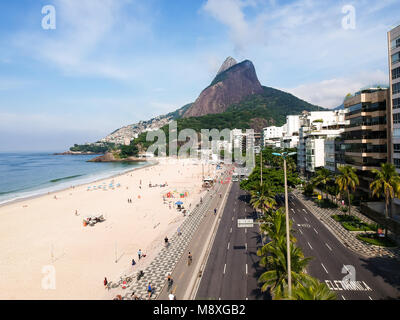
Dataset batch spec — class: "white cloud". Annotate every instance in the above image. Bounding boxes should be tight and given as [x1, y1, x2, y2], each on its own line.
[284, 70, 389, 108]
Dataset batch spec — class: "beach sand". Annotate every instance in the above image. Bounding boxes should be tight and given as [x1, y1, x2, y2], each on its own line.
[0, 158, 216, 299]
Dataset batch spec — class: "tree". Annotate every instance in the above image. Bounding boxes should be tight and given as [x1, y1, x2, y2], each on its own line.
[311, 168, 332, 199]
[291, 277, 337, 300]
[335, 166, 359, 215]
[250, 183, 277, 213]
[257, 241, 312, 299]
[259, 208, 296, 246]
[370, 163, 400, 237]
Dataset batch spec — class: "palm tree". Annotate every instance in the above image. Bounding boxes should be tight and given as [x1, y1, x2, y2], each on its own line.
[257, 241, 312, 299]
[370, 163, 400, 237]
[335, 166, 359, 215]
[250, 183, 277, 213]
[291, 277, 337, 300]
[311, 167, 332, 200]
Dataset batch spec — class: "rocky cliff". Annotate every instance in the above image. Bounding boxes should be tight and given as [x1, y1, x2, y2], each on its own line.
[183, 59, 264, 118]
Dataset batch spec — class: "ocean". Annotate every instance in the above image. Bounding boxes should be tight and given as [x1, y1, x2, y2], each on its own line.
[0, 152, 147, 205]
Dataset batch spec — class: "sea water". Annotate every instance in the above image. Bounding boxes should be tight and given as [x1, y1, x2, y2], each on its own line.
[0, 152, 147, 205]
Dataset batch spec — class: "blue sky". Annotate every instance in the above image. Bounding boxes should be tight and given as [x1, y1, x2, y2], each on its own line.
[0, 0, 399, 151]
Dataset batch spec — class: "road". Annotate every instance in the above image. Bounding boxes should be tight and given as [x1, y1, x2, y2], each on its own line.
[195, 182, 270, 300]
[283, 193, 400, 300]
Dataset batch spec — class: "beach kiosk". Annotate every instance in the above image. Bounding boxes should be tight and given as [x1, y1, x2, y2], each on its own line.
[202, 177, 214, 188]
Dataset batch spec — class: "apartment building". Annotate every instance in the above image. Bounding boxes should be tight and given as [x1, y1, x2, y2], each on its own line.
[263, 126, 284, 147]
[297, 110, 347, 176]
[343, 88, 390, 198]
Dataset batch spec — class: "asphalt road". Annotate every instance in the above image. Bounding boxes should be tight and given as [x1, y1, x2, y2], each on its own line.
[282, 193, 400, 300]
[195, 182, 270, 300]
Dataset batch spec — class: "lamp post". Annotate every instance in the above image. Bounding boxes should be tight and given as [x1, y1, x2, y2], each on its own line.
[272, 151, 296, 298]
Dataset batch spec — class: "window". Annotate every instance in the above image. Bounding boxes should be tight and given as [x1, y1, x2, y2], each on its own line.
[394, 82, 400, 95]
[394, 98, 400, 110]
[393, 67, 400, 80]
[394, 128, 400, 138]
[392, 37, 400, 50]
[393, 52, 400, 65]
[394, 113, 400, 124]
[394, 144, 400, 153]
[395, 159, 400, 169]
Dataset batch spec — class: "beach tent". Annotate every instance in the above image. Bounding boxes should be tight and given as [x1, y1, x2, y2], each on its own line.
[175, 201, 183, 205]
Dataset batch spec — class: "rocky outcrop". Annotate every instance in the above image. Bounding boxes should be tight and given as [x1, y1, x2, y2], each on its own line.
[88, 152, 146, 163]
[183, 59, 264, 118]
[216, 56, 237, 75]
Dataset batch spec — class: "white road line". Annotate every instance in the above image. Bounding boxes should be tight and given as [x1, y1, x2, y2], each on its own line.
[342, 295, 346, 300]
[291, 209, 295, 213]
[325, 243, 332, 251]
[343, 265, 350, 272]
[245, 243, 248, 251]
[246, 264, 248, 275]
[368, 296, 373, 300]
[227, 242, 230, 250]
[313, 228, 318, 234]
[304, 217, 308, 222]
[292, 217, 296, 223]
[223, 264, 226, 274]
[321, 263, 329, 274]
[307, 242, 313, 250]
[299, 229, 303, 235]
[232, 217, 234, 221]
[230, 227, 232, 233]
[245, 228, 247, 234]
[302, 209, 307, 213]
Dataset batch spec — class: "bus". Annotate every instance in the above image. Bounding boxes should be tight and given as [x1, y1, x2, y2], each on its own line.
[232, 173, 239, 182]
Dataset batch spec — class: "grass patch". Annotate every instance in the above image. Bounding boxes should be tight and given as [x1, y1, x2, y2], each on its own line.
[357, 233, 398, 247]
[332, 215, 377, 232]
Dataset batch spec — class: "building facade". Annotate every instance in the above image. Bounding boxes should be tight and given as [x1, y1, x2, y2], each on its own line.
[389, 25, 400, 170]
[343, 88, 390, 198]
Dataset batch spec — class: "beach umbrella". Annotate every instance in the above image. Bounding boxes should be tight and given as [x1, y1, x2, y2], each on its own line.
[175, 201, 183, 205]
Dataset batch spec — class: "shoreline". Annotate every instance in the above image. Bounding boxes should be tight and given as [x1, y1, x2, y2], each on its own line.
[0, 160, 157, 209]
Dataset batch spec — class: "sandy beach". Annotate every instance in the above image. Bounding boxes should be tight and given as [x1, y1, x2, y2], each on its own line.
[0, 158, 216, 299]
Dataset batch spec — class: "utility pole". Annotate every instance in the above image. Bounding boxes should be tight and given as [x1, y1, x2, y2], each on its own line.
[260, 151, 263, 186]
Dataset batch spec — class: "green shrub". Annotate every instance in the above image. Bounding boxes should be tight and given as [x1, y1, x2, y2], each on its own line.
[357, 233, 397, 247]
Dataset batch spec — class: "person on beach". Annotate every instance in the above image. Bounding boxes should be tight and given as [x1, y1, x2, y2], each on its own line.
[147, 283, 152, 299]
[104, 277, 108, 289]
[132, 259, 136, 266]
[138, 249, 142, 260]
[214, 208, 217, 215]
[164, 236, 169, 247]
[167, 274, 173, 291]
[75, 210, 78, 216]
[177, 227, 181, 236]
[168, 293, 176, 300]
[187, 252, 192, 266]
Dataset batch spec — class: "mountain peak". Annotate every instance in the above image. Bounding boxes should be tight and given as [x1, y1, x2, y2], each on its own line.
[216, 56, 237, 75]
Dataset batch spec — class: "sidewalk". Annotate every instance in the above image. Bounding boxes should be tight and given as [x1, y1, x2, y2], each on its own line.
[292, 189, 400, 261]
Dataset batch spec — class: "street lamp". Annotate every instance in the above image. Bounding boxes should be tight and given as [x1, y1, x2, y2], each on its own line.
[272, 151, 296, 298]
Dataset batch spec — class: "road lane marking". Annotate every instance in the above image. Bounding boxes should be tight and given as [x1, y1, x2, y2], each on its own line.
[341, 295, 346, 300]
[291, 209, 295, 213]
[369, 296, 373, 300]
[299, 229, 303, 235]
[307, 242, 313, 250]
[302, 209, 307, 213]
[230, 227, 232, 233]
[292, 217, 296, 223]
[245, 243, 248, 251]
[223, 264, 226, 274]
[304, 217, 308, 222]
[313, 228, 318, 234]
[245, 228, 247, 234]
[325, 243, 332, 251]
[232, 217, 234, 221]
[246, 264, 248, 275]
[321, 263, 329, 274]
[227, 242, 230, 250]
